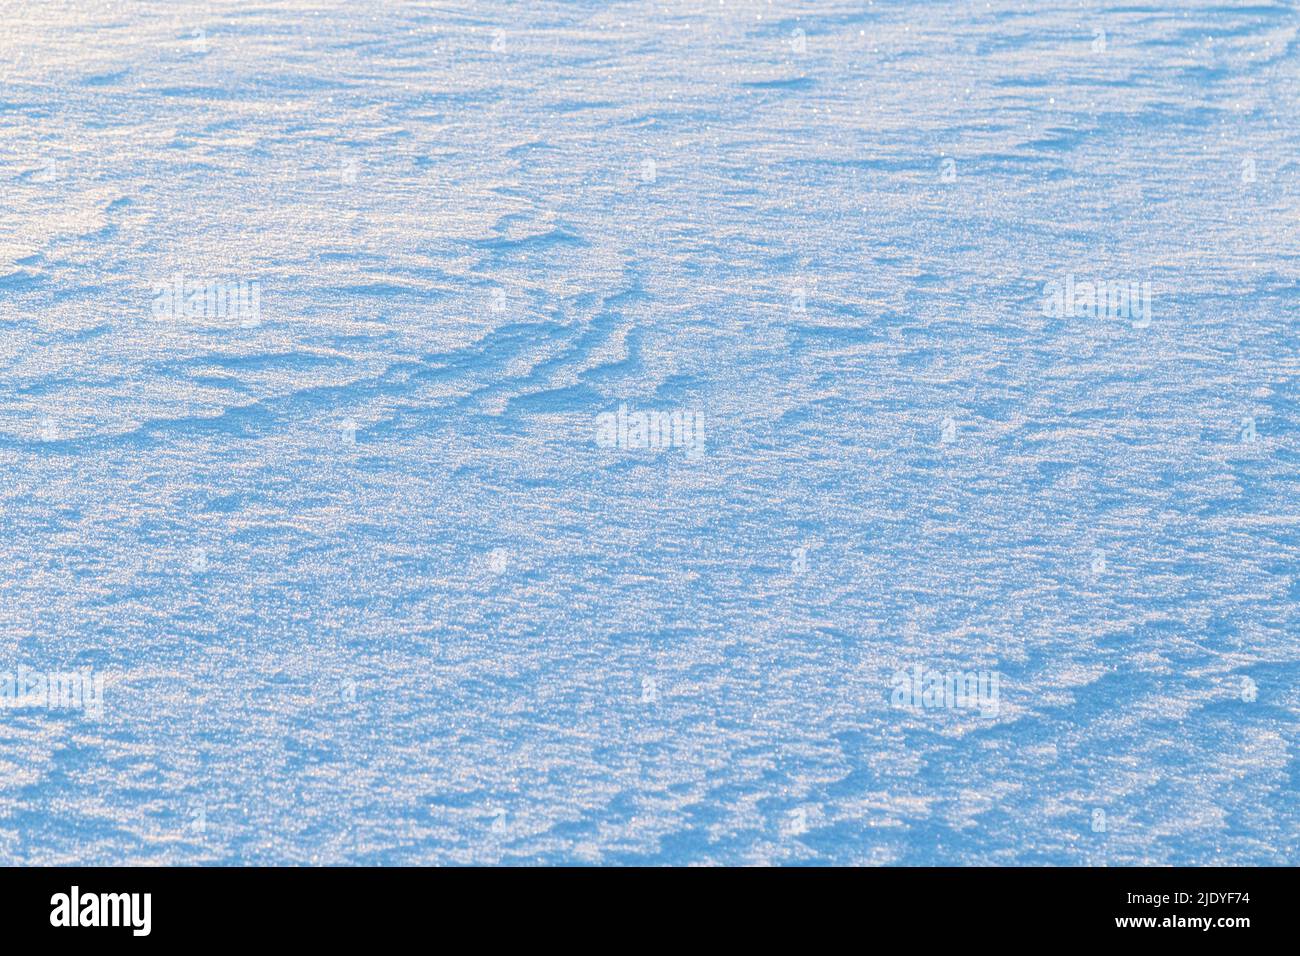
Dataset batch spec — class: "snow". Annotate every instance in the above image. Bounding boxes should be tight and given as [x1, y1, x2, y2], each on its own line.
[1, 0, 1297, 864]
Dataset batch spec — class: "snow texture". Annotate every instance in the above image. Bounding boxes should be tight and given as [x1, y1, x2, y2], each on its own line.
[1, 0, 1298, 864]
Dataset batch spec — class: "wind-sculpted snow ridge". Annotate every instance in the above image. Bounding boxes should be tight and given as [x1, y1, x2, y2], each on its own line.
[0, 0, 1297, 865]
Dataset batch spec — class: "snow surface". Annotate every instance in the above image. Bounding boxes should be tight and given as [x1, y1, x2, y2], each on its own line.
[1, 0, 1298, 864]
